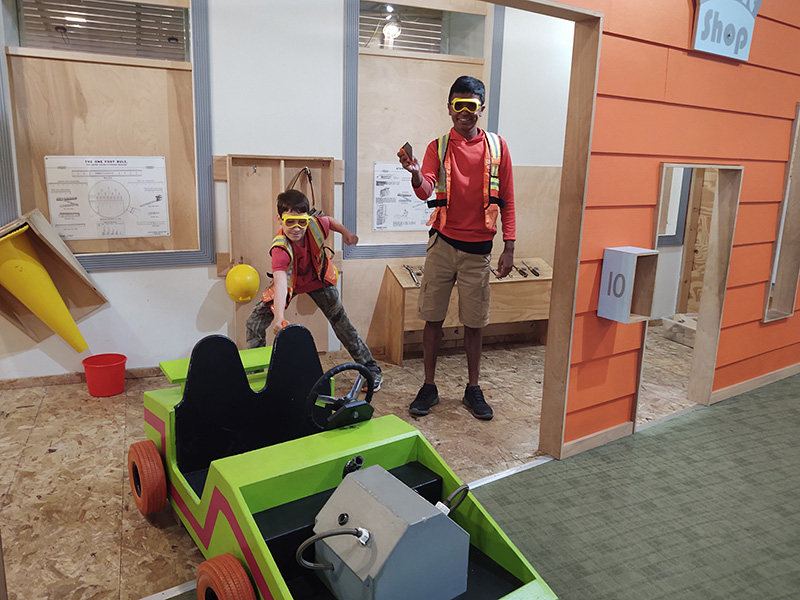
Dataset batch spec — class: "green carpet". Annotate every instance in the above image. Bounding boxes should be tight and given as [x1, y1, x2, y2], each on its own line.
[474, 374, 800, 600]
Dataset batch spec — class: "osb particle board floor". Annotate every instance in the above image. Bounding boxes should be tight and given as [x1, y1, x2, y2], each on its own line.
[0, 324, 695, 600]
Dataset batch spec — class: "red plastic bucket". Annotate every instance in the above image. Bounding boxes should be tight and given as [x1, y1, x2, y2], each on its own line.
[82, 353, 127, 397]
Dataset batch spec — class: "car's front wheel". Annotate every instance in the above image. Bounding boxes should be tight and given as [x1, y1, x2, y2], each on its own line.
[128, 440, 167, 515]
[197, 554, 256, 600]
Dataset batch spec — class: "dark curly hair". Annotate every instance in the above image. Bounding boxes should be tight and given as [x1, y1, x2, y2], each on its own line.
[449, 75, 485, 104]
[276, 189, 310, 216]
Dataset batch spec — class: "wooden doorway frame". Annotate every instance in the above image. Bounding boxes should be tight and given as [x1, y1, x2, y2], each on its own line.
[683, 166, 743, 405]
[648, 165, 743, 411]
[490, 2, 604, 459]
[345, 0, 604, 459]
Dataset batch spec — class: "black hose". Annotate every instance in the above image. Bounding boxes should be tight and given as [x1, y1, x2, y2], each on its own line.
[296, 528, 363, 571]
[445, 483, 470, 512]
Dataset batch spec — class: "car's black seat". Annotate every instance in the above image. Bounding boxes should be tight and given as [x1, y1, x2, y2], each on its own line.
[174, 325, 324, 485]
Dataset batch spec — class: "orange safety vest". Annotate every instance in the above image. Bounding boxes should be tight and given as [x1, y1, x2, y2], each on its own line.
[426, 130, 504, 231]
[261, 216, 338, 307]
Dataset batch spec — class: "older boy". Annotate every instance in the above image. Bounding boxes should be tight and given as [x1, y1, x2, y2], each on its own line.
[397, 75, 515, 419]
[245, 189, 383, 390]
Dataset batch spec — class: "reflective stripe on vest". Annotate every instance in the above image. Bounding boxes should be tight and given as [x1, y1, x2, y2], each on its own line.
[261, 216, 338, 306]
[428, 131, 503, 230]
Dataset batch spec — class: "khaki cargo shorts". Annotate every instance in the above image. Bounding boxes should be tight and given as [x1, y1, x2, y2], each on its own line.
[417, 233, 491, 328]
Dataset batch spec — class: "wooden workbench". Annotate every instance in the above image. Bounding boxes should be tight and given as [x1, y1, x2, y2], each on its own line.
[377, 258, 553, 365]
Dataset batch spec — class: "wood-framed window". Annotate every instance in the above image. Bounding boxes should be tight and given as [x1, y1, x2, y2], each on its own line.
[764, 102, 800, 322]
[18, 0, 189, 62]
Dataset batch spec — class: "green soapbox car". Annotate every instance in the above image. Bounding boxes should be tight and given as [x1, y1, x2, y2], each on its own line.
[128, 324, 557, 600]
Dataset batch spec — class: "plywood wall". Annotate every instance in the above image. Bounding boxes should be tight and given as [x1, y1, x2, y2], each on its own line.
[224, 156, 336, 350]
[6, 48, 197, 255]
[554, 0, 800, 451]
[356, 49, 484, 246]
[348, 7, 561, 351]
[679, 169, 717, 315]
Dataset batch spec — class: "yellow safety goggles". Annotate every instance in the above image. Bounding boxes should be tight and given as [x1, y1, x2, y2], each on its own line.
[450, 98, 483, 113]
[281, 214, 311, 229]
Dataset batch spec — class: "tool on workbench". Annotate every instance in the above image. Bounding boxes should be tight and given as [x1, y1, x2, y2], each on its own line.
[513, 265, 528, 278]
[403, 264, 420, 286]
[489, 266, 503, 279]
[522, 261, 540, 277]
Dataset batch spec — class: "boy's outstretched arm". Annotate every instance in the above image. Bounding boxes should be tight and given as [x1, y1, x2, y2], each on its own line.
[271, 270, 289, 335]
[327, 217, 358, 246]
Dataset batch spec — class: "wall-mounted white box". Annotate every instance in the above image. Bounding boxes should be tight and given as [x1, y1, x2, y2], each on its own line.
[597, 247, 659, 324]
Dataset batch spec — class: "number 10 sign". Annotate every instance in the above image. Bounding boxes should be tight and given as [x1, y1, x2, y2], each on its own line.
[597, 247, 659, 324]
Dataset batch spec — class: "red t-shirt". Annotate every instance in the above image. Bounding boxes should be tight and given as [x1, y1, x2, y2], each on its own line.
[270, 216, 331, 294]
[413, 128, 515, 243]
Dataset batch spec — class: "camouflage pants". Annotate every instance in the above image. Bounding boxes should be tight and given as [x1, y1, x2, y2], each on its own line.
[245, 284, 378, 370]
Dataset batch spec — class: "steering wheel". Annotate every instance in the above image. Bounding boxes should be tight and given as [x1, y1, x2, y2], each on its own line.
[305, 363, 375, 431]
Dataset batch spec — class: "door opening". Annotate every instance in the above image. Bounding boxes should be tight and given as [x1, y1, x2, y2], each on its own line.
[642, 165, 743, 412]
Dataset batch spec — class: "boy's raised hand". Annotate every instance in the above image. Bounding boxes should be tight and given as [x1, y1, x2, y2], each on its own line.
[327, 217, 358, 246]
[397, 149, 419, 174]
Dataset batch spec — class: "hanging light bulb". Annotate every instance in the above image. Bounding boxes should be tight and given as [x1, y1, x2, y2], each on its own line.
[383, 14, 401, 43]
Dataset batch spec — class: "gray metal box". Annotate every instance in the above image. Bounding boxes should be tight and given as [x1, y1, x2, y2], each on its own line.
[597, 246, 659, 323]
[314, 465, 469, 600]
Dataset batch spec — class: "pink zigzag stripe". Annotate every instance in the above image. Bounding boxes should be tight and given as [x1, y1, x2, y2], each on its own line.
[144, 408, 166, 450]
[143, 408, 274, 599]
[171, 483, 273, 599]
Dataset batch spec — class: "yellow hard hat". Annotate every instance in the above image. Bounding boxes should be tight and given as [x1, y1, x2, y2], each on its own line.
[225, 264, 260, 302]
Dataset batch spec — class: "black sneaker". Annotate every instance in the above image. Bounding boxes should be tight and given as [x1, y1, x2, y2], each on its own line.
[409, 383, 439, 416]
[462, 385, 493, 420]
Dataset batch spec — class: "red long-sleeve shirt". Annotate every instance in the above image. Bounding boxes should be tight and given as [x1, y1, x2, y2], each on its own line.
[413, 128, 515, 243]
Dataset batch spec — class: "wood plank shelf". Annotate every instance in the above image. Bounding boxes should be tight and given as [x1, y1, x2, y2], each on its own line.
[377, 258, 553, 365]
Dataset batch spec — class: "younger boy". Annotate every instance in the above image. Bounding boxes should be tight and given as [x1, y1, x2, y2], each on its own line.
[245, 189, 383, 390]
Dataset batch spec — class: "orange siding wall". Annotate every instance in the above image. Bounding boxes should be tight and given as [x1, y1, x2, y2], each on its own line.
[562, 0, 800, 443]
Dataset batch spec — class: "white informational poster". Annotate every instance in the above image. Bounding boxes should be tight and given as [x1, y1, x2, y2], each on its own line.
[373, 161, 433, 231]
[45, 156, 170, 240]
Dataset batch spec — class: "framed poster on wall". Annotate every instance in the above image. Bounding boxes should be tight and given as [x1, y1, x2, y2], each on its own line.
[372, 161, 432, 232]
[45, 156, 170, 241]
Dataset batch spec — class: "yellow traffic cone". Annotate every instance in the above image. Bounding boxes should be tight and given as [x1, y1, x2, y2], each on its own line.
[0, 224, 88, 352]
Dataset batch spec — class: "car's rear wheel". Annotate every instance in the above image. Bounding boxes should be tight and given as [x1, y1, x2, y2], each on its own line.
[197, 554, 256, 600]
[128, 440, 167, 515]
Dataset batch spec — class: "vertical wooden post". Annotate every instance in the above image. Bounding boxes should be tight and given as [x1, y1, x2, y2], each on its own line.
[0, 529, 8, 600]
[677, 168, 707, 314]
[764, 102, 800, 321]
[688, 168, 743, 405]
[539, 15, 603, 459]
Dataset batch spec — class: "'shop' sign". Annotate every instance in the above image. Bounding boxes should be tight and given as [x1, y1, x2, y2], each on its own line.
[692, 0, 762, 61]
